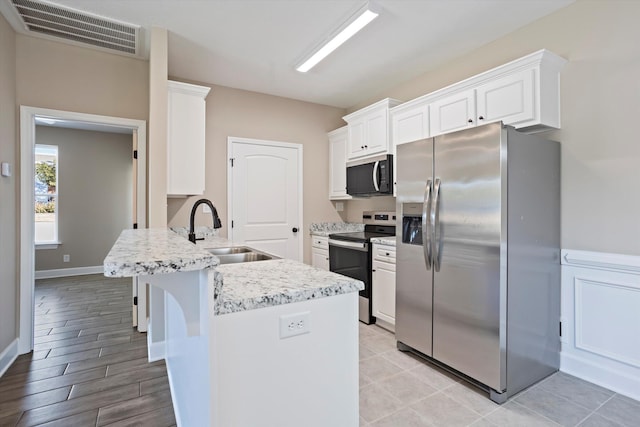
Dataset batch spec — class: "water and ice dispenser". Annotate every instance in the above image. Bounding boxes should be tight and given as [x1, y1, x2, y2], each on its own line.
[401, 203, 423, 246]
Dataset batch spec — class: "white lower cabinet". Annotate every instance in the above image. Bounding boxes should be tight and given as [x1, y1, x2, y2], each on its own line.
[311, 235, 329, 270]
[372, 243, 396, 330]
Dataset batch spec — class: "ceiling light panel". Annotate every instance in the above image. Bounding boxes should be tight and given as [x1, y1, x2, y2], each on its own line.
[296, 1, 380, 73]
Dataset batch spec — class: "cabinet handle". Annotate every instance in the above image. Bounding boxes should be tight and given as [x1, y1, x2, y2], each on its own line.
[372, 269, 376, 272]
[364, 145, 368, 148]
[325, 257, 329, 260]
[385, 252, 389, 256]
[478, 116, 484, 120]
[467, 119, 473, 123]
[360, 145, 364, 149]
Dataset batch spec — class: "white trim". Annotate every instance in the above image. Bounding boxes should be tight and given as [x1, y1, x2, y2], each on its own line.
[0, 339, 19, 378]
[35, 242, 61, 250]
[560, 248, 640, 401]
[19, 106, 147, 355]
[227, 136, 304, 262]
[561, 248, 640, 274]
[34, 265, 104, 280]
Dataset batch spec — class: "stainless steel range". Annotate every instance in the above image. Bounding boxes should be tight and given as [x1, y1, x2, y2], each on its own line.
[328, 211, 396, 324]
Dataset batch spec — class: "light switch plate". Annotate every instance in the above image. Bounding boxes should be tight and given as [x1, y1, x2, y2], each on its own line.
[1, 162, 11, 177]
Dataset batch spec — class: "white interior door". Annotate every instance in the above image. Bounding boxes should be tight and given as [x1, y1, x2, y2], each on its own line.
[228, 138, 302, 261]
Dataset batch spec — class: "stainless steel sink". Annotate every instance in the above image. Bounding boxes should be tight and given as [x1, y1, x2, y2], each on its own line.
[206, 247, 277, 264]
[207, 246, 252, 255]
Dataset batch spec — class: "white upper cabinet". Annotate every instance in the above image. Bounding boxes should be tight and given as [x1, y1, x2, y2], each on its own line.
[390, 49, 566, 145]
[167, 80, 211, 196]
[475, 68, 535, 127]
[343, 98, 402, 161]
[328, 126, 351, 200]
[429, 89, 476, 136]
[391, 103, 430, 146]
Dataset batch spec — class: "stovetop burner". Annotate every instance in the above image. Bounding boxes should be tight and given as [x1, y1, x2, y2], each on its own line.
[328, 230, 394, 243]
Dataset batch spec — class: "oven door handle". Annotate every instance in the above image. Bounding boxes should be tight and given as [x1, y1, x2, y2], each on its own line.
[329, 239, 369, 252]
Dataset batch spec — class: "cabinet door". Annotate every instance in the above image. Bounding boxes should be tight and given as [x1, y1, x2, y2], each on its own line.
[392, 104, 430, 146]
[347, 117, 366, 159]
[311, 247, 329, 270]
[167, 81, 210, 196]
[429, 89, 476, 136]
[372, 259, 396, 326]
[476, 69, 535, 127]
[328, 128, 350, 199]
[364, 109, 388, 155]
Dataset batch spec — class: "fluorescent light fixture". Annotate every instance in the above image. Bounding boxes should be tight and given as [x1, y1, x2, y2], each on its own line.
[296, 2, 380, 73]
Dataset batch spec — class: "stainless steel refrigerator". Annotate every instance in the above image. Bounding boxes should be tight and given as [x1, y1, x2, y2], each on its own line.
[395, 122, 560, 403]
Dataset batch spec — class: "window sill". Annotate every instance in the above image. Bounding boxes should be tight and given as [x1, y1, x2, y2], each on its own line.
[35, 242, 61, 250]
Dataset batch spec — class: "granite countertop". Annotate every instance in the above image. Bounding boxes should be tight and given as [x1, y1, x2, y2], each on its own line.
[309, 222, 364, 237]
[371, 236, 396, 246]
[104, 228, 219, 277]
[214, 259, 363, 315]
[104, 228, 363, 316]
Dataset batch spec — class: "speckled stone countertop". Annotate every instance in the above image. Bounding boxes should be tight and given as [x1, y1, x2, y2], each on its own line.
[104, 228, 219, 277]
[309, 222, 364, 237]
[371, 236, 396, 246]
[104, 228, 363, 315]
[214, 259, 363, 315]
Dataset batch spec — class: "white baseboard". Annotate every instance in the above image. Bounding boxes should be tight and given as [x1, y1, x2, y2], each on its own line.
[148, 341, 165, 362]
[561, 352, 640, 401]
[0, 339, 19, 378]
[35, 265, 103, 279]
[561, 248, 640, 401]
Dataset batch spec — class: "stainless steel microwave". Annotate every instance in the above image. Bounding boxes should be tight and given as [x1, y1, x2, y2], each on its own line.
[346, 155, 393, 196]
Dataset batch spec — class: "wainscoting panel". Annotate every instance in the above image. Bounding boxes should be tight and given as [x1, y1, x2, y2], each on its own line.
[561, 249, 640, 401]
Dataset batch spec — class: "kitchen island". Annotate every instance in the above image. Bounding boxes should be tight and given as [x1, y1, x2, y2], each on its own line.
[104, 228, 363, 427]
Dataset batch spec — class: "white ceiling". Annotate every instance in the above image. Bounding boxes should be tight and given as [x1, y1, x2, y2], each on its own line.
[6, 0, 574, 108]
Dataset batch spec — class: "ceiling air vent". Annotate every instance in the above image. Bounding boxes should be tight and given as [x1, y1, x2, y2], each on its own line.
[10, 0, 141, 56]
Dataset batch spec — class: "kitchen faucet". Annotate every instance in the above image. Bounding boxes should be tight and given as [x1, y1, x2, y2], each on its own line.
[188, 198, 222, 244]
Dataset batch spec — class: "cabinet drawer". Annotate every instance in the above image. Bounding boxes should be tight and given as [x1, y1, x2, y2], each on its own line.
[373, 245, 396, 263]
[311, 236, 329, 250]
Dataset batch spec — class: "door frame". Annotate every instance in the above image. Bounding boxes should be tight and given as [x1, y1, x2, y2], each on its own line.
[19, 106, 147, 355]
[227, 136, 303, 261]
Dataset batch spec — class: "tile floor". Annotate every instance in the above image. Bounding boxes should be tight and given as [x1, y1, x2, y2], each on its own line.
[2, 275, 639, 426]
[358, 323, 640, 426]
[0, 275, 175, 426]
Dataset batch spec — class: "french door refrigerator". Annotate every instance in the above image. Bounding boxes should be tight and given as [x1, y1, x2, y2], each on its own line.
[395, 122, 560, 403]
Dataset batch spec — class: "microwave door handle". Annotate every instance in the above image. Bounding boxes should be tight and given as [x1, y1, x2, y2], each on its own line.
[422, 179, 432, 270]
[372, 161, 380, 192]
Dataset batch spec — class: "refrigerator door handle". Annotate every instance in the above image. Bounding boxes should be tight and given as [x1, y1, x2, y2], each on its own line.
[372, 161, 380, 192]
[422, 179, 433, 270]
[432, 178, 442, 272]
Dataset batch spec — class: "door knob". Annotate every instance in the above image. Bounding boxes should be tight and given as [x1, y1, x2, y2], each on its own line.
[292, 227, 299, 233]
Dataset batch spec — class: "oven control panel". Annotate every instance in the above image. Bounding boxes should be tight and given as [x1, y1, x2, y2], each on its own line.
[362, 211, 396, 226]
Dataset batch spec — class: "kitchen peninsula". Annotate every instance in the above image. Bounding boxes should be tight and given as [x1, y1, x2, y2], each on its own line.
[104, 228, 363, 427]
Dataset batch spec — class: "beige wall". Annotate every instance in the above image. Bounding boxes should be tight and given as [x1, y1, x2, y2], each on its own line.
[167, 84, 346, 263]
[15, 35, 148, 120]
[0, 14, 17, 355]
[34, 126, 132, 271]
[356, 0, 640, 256]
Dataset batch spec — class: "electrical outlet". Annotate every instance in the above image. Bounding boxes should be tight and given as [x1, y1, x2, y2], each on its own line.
[335, 201, 344, 212]
[63, 254, 70, 262]
[279, 311, 310, 339]
[202, 204, 212, 214]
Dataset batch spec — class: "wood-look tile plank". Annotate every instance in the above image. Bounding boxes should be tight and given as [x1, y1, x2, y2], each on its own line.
[49, 318, 124, 335]
[0, 366, 67, 388]
[69, 364, 168, 399]
[0, 411, 23, 426]
[77, 324, 135, 338]
[31, 409, 98, 427]
[140, 376, 170, 396]
[0, 367, 106, 403]
[98, 338, 147, 357]
[97, 390, 173, 426]
[47, 336, 131, 358]
[105, 358, 165, 377]
[0, 386, 71, 418]
[16, 383, 139, 426]
[99, 404, 175, 427]
[65, 348, 148, 374]
[33, 334, 99, 351]
[33, 331, 80, 344]
[65, 313, 129, 327]
[5, 348, 101, 375]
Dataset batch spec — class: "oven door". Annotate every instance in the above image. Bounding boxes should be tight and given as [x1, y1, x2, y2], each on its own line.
[328, 239, 373, 324]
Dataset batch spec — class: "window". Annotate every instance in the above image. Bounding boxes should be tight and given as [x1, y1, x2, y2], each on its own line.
[35, 144, 59, 245]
